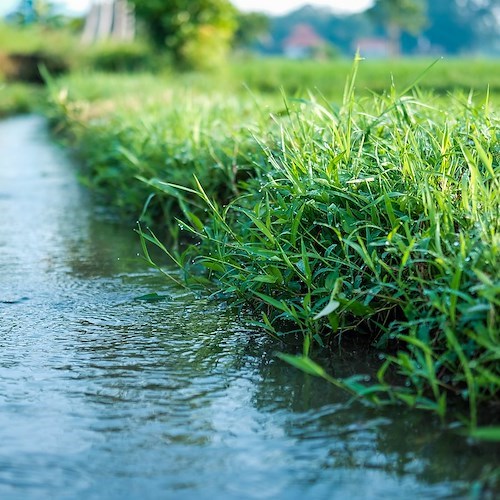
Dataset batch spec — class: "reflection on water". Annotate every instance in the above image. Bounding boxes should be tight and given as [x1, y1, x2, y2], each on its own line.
[0, 116, 497, 499]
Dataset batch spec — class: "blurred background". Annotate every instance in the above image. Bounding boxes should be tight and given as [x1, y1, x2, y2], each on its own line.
[1, 1, 499, 67]
[1, 0, 499, 113]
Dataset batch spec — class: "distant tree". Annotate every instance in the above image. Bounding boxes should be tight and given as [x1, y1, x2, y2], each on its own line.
[130, 0, 237, 70]
[368, 0, 427, 56]
[10, 0, 62, 26]
[325, 13, 374, 56]
[399, 0, 500, 55]
[264, 5, 371, 56]
[424, 0, 499, 54]
[234, 11, 269, 48]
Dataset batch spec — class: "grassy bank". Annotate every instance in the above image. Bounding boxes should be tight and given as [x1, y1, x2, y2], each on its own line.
[44, 71, 272, 225]
[0, 83, 45, 117]
[43, 58, 499, 427]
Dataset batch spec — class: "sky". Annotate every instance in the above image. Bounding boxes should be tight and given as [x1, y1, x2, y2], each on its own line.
[0, 0, 374, 17]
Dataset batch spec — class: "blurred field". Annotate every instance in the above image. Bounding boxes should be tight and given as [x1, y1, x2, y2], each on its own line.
[229, 57, 500, 101]
[2, 55, 499, 119]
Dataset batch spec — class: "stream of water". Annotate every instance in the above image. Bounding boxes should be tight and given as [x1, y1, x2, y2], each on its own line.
[0, 115, 497, 499]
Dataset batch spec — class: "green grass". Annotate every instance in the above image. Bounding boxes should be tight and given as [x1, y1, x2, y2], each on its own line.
[0, 82, 44, 117]
[147, 62, 498, 426]
[230, 57, 500, 102]
[44, 71, 272, 227]
[0, 22, 79, 83]
[43, 58, 499, 428]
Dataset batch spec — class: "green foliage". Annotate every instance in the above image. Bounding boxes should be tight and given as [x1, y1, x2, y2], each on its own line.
[0, 21, 77, 56]
[83, 41, 161, 73]
[0, 82, 44, 116]
[141, 62, 499, 423]
[229, 58, 500, 101]
[468, 427, 500, 442]
[131, 0, 237, 70]
[369, 0, 427, 34]
[8, 0, 65, 27]
[0, 22, 78, 83]
[234, 11, 269, 48]
[44, 71, 269, 223]
[368, 0, 427, 55]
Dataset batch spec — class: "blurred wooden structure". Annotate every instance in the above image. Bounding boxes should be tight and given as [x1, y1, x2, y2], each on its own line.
[81, 0, 135, 44]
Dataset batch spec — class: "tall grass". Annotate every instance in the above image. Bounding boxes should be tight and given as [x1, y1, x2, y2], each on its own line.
[44, 60, 499, 426]
[141, 61, 499, 425]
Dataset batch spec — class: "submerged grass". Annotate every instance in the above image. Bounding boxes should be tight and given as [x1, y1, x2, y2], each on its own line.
[44, 59, 499, 428]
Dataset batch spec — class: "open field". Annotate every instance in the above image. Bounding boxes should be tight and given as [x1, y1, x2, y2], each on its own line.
[230, 57, 500, 101]
[2, 55, 499, 115]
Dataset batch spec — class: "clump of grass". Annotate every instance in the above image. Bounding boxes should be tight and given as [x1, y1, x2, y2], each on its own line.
[144, 59, 499, 425]
[82, 41, 163, 73]
[42, 60, 499, 427]
[0, 22, 77, 56]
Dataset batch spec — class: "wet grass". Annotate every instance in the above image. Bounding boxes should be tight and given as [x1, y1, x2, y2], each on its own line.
[43, 59, 499, 429]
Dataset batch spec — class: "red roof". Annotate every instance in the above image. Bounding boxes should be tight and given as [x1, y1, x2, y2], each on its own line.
[284, 24, 324, 49]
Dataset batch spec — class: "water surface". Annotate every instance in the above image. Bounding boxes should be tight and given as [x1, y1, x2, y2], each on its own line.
[0, 116, 497, 499]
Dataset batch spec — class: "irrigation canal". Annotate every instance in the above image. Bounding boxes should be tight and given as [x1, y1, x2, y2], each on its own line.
[0, 115, 497, 499]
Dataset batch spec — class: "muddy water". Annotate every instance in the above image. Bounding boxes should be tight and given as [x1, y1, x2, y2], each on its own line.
[0, 116, 497, 499]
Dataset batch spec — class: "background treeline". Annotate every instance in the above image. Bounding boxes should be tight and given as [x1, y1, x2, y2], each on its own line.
[1, 0, 499, 77]
[260, 0, 500, 57]
[1, 0, 500, 115]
